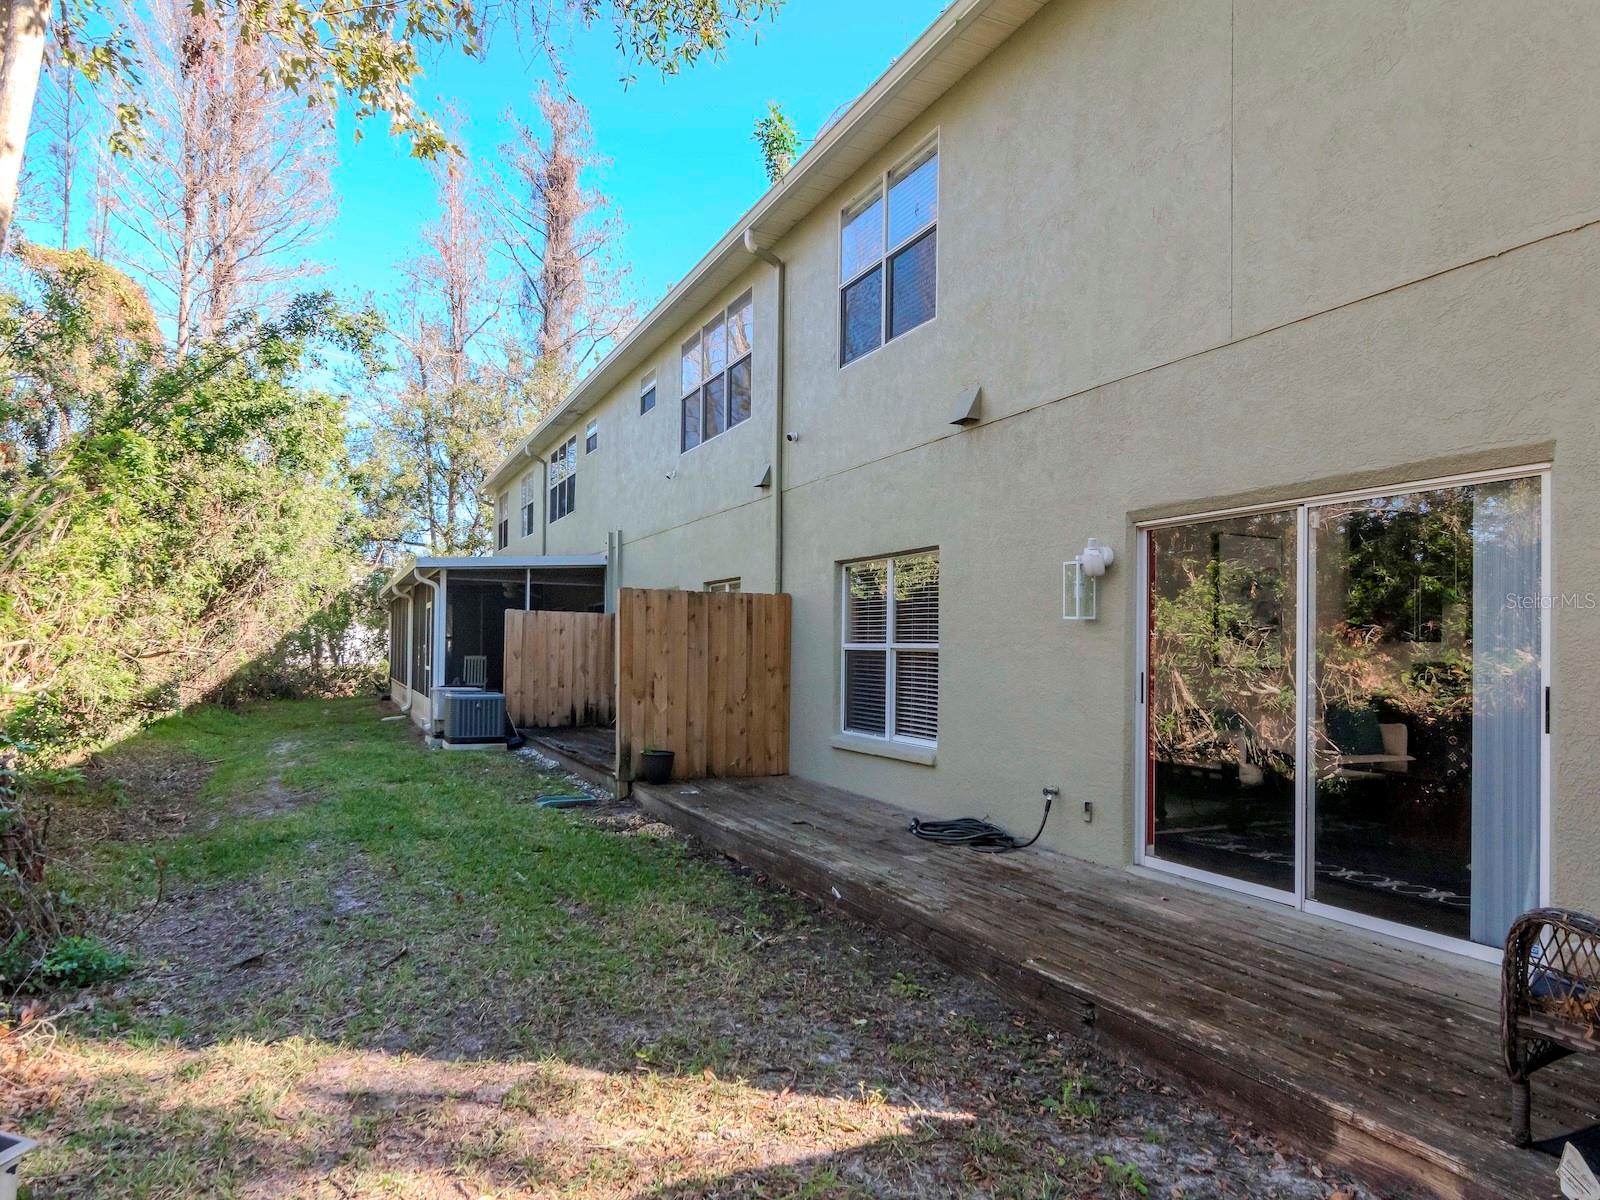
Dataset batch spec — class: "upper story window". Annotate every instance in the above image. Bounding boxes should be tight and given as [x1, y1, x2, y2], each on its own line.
[681, 290, 754, 452]
[640, 369, 657, 414]
[548, 436, 577, 522]
[496, 491, 509, 550]
[518, 471, 537, 538]
[840, 141, 938, 366]
[841, 550, 940, 745]
[585, 419, 599, 454]
[705, 578, 742, 593]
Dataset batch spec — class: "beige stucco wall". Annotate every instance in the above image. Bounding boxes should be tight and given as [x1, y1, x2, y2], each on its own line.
[501, 265, 778, 577]
[496, 0, 1600, 913]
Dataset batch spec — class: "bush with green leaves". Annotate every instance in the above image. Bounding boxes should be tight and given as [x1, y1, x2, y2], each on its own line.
[0, 245, 380, 763]
[0, 931, 131, 992]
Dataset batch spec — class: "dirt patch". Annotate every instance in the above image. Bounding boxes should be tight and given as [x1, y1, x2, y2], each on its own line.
[235, 776, 318, 819]
[38, 746, 216, 862]
[115, 863, 395, 1044]
[6, 703, 1378, 1199]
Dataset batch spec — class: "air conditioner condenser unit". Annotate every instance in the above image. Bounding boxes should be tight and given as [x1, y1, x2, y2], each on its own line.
[440, 688, 506, 745]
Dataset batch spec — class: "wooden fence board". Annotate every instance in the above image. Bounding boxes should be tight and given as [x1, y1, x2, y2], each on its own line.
[615, 588, 791, 781]
[503, 610, 615, 729]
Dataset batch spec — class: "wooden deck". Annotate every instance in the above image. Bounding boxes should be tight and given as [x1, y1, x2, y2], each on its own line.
[523, 726, 617, 792]
[629, 773, 1599, 1200]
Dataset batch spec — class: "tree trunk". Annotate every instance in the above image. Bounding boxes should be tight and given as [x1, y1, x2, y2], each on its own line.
[0, 0, 49, 250]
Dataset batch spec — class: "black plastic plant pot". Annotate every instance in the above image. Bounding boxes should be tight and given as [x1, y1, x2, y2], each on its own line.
[638, 749, 675, 785]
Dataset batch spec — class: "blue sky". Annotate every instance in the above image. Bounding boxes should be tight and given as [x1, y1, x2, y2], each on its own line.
[327, 1, 949, 311]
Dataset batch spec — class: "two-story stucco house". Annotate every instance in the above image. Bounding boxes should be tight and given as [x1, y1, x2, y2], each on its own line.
[392, 0, 1600, 970]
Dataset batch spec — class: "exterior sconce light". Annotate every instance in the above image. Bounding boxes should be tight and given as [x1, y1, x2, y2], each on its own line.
[1063, 538, 1114, 622]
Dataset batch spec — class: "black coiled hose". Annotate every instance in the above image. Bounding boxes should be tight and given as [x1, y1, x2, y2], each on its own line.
[908, 790, 1054, 853]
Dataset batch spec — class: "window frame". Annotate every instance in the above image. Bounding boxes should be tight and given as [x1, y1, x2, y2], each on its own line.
[705, 578, 742, 593]
[547, 435, 577, 523]
[585, 418, 599, 454]
[839, 550, 940, 747]
[681, 290, 755, 454]
[838, 136, 939, 368]
[518, 471, 538, 538]
[639, 369, 657, 415]
[496, 491, 510, 550]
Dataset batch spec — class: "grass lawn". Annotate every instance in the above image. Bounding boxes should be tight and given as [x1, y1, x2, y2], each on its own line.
[1, 698, 1367, 1199]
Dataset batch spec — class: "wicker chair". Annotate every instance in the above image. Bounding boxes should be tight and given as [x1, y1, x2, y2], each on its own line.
[1502, 907, 1600, 1146]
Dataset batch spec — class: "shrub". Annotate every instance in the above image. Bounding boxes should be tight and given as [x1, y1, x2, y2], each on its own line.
[36, 935, 131, 990]
[0, 932, 131, 992]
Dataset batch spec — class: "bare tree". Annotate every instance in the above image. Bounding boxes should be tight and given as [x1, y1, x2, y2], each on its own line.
[491, 83, 635, 410]
[112, 0, 333, 354]
[366, 151, 539, 554]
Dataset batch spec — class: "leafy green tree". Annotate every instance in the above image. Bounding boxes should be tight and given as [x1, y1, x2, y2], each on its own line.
[752, 100, 799, 183]
[0, 244, 372, 759]
[0, 0, 784, 248]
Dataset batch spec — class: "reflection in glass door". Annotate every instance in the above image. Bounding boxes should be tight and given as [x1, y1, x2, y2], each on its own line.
[1146, 511, 1299, 893]
[1143, 471, 1546, 952]
[1308, 477, 1543, 945]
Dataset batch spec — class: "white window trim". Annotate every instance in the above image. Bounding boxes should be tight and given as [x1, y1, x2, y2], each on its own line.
[640, 369, 657, 414]
[681, 290, 755, 455]
[839, 551, 939, 748]
[547, 435, 577, 523]
[705, 578, 742, 593]
[838, 133, 939, 369]
[585, 418, 599, 453]
[519, 471, 538, 538]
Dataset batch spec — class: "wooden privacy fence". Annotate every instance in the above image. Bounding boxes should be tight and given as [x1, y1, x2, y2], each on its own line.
[617, 588, 791, 781]
[504, 610, 616, 728]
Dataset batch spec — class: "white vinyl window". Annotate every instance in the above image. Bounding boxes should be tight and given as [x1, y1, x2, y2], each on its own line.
[496, 492, 510, 550]
[682, 290, 754, 452]
[640, 369, 657, 414]
[841, 550, 939, 744]
[840, 140, 938, 366]
[548, 435, 577, 522]
[585, 418, 599, 454]
[705, 578, 742, 593]
[518, 471, 537, 537]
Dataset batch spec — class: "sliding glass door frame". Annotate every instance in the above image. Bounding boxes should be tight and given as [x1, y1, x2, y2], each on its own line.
[1134, 464, 1552, 963]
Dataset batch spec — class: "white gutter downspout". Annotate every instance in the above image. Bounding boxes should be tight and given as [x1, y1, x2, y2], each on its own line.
[418, 568, 446, 716]
[744, 229, 786, 592]
[399, 589, 415, 712]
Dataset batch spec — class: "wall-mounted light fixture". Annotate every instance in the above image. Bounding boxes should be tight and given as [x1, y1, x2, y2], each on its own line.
[1063, 537, 1114, 622]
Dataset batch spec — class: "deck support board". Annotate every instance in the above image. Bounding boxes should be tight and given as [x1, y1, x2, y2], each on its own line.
[631, 774, 1597, 1200]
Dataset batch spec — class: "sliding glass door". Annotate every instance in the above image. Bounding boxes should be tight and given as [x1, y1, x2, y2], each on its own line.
[1143, 471, 1546, 952]
[1146, 510, 1299, 894]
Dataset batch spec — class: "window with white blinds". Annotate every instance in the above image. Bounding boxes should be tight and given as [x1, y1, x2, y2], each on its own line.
[841, 550, 939, 744]
[840, 139, 938, 366]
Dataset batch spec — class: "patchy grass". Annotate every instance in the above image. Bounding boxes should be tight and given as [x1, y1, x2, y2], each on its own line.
[1, 698, 1370, 1198]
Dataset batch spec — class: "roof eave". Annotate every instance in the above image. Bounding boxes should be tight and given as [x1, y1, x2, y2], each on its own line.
[485, 0, 1045, 491]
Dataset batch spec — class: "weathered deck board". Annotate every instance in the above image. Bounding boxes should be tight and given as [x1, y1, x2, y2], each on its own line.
[630, 773, 1599, 1200]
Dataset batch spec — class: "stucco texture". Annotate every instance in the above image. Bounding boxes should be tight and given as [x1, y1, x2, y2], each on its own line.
[495, 0, 1600, 918]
